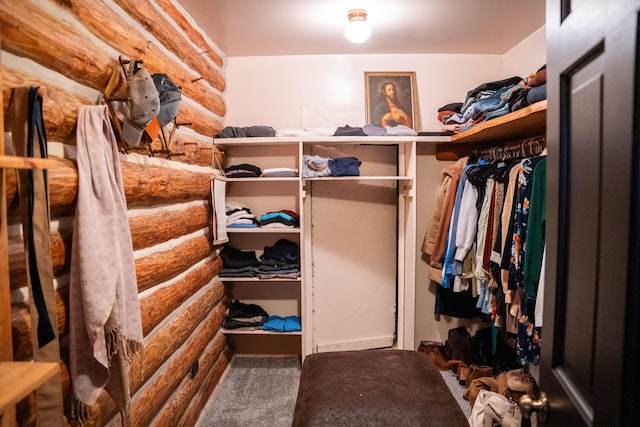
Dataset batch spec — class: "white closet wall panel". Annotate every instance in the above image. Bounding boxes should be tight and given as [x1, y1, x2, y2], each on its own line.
[309, 145, 398, 352]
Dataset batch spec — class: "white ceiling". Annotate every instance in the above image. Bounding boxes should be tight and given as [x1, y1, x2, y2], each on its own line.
[178, 0, 546, 58]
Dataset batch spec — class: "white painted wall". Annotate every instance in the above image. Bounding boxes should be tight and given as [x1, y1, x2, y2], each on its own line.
[222, 25, 547, 348]
[225, 54, 504, 132]
[503, 26, 547, 78]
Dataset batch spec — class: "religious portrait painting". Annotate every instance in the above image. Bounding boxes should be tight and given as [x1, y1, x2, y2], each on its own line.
[365, 71, 418, 131]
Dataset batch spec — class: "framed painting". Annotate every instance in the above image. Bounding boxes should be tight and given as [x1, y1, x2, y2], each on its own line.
[365, 71, 418, 130]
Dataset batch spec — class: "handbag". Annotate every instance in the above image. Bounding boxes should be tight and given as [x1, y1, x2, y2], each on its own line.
[469, 389, 522, 427]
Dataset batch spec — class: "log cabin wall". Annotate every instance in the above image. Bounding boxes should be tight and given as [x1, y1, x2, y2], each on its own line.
[1, 0, 232, 425]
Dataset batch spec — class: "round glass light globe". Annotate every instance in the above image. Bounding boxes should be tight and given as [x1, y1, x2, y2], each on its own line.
[345, 21, 371, 43]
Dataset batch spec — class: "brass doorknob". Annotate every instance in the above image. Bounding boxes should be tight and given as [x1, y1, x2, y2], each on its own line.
[519, 391, 548, 422]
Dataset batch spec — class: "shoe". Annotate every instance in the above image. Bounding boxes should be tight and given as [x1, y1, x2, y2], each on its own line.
[461, 364, 494, 388]
[418, 340, 443, 353]
[457, 362, 470, 385]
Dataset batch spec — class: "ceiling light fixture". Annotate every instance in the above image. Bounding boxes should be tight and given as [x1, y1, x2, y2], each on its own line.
[344, 9, 371, 44]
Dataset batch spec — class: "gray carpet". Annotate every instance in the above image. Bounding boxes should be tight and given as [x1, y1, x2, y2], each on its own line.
[196, 355, 301, 427]
[196, 354, 471, 426]
[439, 370, 472, 419]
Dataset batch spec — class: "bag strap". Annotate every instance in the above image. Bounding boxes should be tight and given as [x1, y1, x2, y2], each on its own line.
[9, 86, 64, 426]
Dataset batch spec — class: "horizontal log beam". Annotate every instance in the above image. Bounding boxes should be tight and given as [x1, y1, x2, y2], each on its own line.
[11, 289, 68, 361]
[139, 257, 222, 336]
[111, 0, 225, 90]
[45, 157, 79, 216]
[1, 65, 223, 143]
[5, 158, 212, 221]
[135, 234, 214, 292]
[134, 288, 226, 393]
[155, 0, 224, 68]
[0, 1, 226, 117]
[121, 161, 211, 207]
[91, 290, 227, 425]
[129, 301, 227, 427]
[129, 203, 209, 251]
[2, 67, 89, 143]
[0, 157, 81, 220]
[9, 227, 72, 290]
[166, 339, 233, 427]
[10, 210, 212, 293]
[13, 285, 227, 425]
[11, 252, 220, 355]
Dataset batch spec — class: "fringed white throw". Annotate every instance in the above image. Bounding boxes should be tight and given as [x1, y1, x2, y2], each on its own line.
[69, 105, 143, 425]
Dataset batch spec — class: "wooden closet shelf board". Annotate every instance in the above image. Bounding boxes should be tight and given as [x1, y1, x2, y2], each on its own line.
[221, 328, 302, 336]
[0, 155, 58, 170]
[436, 100, 547, 160]
[221, 277, 301, 282]
[451, 100, 547, 144]
[214, 136, 449, 146]
[227, 228, 301, 234]
[0, 362, 59, 413]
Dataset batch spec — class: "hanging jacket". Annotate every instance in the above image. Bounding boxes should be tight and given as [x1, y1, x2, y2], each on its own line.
[422, 157, 468, 281]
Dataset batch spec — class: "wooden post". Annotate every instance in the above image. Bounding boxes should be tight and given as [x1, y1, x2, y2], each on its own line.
[0, 25, 18, 427]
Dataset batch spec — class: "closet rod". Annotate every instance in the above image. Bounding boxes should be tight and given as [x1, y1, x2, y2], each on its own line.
[469, 135, 546, 163]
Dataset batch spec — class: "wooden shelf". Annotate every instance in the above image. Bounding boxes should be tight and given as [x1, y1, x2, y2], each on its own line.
[227, 227, 300, 233]
[219, 277, 301, 282]
[221, 328, 302, 336]
[0, 362, 59, 413]
[436, 100, 547, 160]
[224, 175, 413, 182]
[0, 155, 58, 170]
[214, 136, 448, 146]
[304, 175, 412, 181]
[224, 176, 299, 182]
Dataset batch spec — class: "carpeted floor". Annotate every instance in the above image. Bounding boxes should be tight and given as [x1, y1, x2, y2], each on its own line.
[439, 370, 473, 419]
[195, 355, 302, 427]
[195, 354, 471, 426]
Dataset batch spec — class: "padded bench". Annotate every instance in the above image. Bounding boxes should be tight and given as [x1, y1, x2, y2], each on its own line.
[292, 349, 469, 426]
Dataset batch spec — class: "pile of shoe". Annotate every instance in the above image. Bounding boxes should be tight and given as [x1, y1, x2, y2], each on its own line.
[418, 326, 493, 387]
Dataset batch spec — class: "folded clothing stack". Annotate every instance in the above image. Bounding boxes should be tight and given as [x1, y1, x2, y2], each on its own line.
[224, 163, 262, 178]
[255, 239, 300, 279]
[262, 315, 302, 332]
[219, 244, 260, 277]
[226, 200, 258, 228]
[259, 210, 299, 228]
[301, 155, 361, 178]
[222, 300, 269, 329]
[262, 167, 298, 177]
[216, 125, 276, 138]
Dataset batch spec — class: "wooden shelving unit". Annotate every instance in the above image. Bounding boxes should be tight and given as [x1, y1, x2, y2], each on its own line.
[435, 100, 547, 160]
[214, 136, 424, 357]
[214, 138, 304, 355]
[0, 155, 58, 170]
[0, 362, 59, 414]
[1, 155, 60, 425]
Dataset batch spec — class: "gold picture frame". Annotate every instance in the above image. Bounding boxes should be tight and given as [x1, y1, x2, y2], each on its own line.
[365, 71, 418, 131]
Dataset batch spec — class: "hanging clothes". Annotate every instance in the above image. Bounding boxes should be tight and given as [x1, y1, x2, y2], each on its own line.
[424, 139, 547, 368]
[515, 157, 547, 366]
[69, 105, 143, 424]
